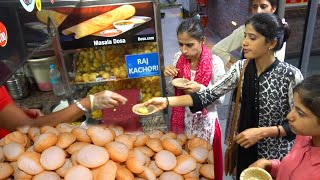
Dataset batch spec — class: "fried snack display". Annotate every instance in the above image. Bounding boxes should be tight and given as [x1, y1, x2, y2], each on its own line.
[73, 42, 157, 82]
[62, 5, 136, 39]
[0, 124, 214, 179]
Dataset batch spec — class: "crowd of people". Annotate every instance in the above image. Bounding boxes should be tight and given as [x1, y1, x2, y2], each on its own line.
[145, 0, 319, 179]
[1, 0, 319, 180]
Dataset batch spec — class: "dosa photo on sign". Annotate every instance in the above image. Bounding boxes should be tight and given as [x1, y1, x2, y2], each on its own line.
[50, 2, 156, 49]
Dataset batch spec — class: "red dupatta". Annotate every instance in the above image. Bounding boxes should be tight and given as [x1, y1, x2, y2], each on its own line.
[170, 45, 213, 133]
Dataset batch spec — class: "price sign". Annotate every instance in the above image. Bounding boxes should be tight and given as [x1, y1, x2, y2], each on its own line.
[286, 0, 308, 3]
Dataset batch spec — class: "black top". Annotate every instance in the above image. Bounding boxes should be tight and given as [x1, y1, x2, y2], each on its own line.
[189, 59, 303, 179]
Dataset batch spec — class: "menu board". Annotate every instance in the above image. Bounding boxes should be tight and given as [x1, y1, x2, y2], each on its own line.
[50, 2, 157, 50]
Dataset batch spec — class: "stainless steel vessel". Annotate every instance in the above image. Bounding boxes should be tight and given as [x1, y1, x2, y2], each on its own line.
[4, 73, 30, 100]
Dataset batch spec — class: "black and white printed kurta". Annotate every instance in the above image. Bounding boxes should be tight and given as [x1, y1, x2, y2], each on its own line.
[189, 59, 303, 177]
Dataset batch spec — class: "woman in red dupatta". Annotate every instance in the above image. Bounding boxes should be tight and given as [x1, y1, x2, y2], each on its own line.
[164, 19, 225, 180]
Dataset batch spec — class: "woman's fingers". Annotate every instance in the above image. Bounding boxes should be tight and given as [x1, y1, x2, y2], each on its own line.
[164, 66, 179, 77]
[168, 69, 178, 76]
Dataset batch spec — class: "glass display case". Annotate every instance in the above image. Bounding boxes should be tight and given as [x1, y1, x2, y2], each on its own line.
[0, 0, 167, 132]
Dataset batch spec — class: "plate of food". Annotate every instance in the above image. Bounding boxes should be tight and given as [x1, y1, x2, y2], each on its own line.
[172, 78, 190, 88]
[132, 103, 157, 116]
[96, 29, 122, 37]
[240, 167, 272, 180]
[129, 16, 152, 24]
[113, 20, 135, 32]
[93, 15, 152, 38]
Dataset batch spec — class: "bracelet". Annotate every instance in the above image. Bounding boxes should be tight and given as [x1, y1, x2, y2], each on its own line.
[75, 100, 90, 114]
[165, 97, 169, 108]
[276, 125, 281, 138]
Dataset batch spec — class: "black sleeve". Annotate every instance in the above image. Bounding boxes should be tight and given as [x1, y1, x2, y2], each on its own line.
[282, 120, 296, 141]
[189, 92, 204, 113]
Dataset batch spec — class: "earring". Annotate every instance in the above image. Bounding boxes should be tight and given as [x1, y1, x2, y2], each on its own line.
[269, 47, 271, 50]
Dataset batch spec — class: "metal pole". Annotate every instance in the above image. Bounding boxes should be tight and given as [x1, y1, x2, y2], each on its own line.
[277, 0, 286, 19]
[49, 16, 73, 103]
[154, 0, 169, 129]
[299, 0, 318, 76]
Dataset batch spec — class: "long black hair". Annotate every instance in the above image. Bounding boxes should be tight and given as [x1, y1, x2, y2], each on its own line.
[245, 13, 290, 51]
[294, 75, 320, 119]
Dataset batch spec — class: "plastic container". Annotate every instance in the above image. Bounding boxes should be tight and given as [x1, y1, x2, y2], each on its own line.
[27, 56, 56, 91]
[49, 64, 65, 96]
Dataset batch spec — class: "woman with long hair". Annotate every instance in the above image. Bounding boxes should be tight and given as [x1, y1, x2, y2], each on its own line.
[212, 0, 286, 69]
[164, 18, 225, 180]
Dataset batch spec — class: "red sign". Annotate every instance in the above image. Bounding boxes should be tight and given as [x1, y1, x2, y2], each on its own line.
[0, 21, 8, 47]
[286, 0, 308, 3]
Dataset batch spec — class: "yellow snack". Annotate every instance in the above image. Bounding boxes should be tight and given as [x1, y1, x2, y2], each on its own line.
[91, 110, 102, 119]
[138, 107, 148, 114]
[102, 73, 110, 79]
[74, 75, 83, 82]
[154, 91, 161, 97]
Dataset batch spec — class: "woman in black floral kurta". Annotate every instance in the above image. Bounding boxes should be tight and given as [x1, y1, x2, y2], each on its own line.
[145, 13, 303, 179]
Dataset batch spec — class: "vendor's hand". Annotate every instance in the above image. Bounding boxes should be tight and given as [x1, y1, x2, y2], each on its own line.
[23, 109, 44, 118]
[249, 159, 272, 170]
[236, 128, 264, 148]
[164, 65, 179, 77]
[144, 97, 167, 112]
[92, 90, 127, 110]
[182, 81, 201, 94]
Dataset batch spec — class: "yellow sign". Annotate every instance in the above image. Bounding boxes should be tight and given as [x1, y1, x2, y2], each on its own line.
[36, 0, 42, 11]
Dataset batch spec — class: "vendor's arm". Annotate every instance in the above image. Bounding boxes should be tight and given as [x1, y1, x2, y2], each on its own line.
[0, 90, 127, 131]
[22, 108, 44, 118]
[0, 98, 89, 131]
[212, 25, 245, 64]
